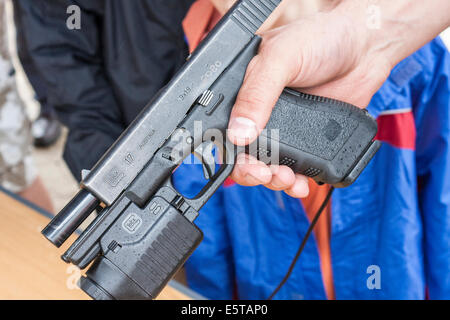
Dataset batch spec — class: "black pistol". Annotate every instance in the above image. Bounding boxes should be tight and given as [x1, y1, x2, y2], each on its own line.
[42, 0, 381, 300]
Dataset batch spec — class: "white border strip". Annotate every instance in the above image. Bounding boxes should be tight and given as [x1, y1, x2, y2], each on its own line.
[379, 108, 412, 116]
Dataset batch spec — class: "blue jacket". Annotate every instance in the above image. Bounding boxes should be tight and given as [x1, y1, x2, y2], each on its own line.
[173, 38, 450, 300]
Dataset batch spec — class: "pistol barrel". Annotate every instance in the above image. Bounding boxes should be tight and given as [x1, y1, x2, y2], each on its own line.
[42, 189, 100, 247]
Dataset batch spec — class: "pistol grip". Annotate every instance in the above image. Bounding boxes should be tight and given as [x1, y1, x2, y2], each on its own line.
[263, 89, 380, 186]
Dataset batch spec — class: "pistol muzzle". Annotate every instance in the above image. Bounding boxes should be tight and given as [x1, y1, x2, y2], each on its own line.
[42, 189, 100, 247]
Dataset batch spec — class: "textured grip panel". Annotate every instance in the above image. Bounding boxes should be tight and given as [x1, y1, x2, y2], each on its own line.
[267, 91, 360, 160]
[263, 89, 379, 185]
[231, 0, 281, 33]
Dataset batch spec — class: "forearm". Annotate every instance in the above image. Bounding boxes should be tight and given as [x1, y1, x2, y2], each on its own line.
[339, 0, 450, 69]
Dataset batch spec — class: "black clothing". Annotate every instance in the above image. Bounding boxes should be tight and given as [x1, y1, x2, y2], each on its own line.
[14, 0, 194, 180]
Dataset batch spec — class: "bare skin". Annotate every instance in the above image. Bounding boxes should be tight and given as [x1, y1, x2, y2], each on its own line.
[211, 0, 450, 198]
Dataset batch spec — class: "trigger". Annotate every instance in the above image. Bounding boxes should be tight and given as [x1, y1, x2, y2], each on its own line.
[193, 142, 216, 180]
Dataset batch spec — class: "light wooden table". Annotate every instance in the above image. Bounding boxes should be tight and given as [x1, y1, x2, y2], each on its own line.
[0, 191, 194, 300]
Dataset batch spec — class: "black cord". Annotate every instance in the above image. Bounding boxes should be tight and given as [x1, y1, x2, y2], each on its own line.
[267, 186, 335, 300]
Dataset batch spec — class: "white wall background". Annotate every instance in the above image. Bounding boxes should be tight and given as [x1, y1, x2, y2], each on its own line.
[441, 27, 450, 49]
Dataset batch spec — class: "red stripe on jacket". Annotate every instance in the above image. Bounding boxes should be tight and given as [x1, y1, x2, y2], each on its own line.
[376, 111, 416, 150]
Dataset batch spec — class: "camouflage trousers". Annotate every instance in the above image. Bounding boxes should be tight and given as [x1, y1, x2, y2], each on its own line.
[0, 0, 36, 193]
[0, 75, 36, 193]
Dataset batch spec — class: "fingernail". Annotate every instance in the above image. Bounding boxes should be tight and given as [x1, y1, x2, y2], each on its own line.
[228, 117, 258, 145]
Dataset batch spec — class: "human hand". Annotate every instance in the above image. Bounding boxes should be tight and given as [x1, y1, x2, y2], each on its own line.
[228, 6, 390, 197]
[227, 0, 450, 198]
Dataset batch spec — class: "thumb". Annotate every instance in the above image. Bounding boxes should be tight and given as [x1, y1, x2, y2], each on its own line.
[227, 48, 292, 146]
